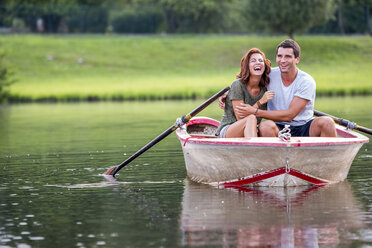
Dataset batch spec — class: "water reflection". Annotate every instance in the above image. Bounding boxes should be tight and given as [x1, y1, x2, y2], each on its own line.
[180, 180, 364, 247]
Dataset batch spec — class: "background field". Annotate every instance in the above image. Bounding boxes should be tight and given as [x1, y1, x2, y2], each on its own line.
[1, 34, 372, 101]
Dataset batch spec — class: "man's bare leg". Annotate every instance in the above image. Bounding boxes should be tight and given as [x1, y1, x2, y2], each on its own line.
[309, 116, 337, 137]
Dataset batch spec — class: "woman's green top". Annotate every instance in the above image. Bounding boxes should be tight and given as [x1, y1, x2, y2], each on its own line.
[215, 78, 267, 136]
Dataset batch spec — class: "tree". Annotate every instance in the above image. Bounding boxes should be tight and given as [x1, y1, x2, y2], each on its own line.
[122, 0, 233, 33]
[160, 0, 229, 33]
[66, 2, 109, 33]
[307, 0, 372, 34]
[336, 0, 372, 35]
[2, 0, 108, 33]
[243, 0, 338, 38]
[3, 0, 77, 32]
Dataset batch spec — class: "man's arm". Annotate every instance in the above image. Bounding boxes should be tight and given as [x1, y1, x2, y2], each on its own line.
[218, 92, 228, 109]
[231, 100, 245, 120]
[235, 96, 309, 122]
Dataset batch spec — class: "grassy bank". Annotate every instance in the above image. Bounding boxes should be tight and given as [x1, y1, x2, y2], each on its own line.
[1, 34, 371, 101]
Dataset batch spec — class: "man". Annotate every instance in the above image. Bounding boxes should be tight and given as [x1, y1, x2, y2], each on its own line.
[222, 39, 337, 137]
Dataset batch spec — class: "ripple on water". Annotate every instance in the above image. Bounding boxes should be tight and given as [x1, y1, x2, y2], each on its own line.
[46, 179, 179, 189]
[359, 154, 372, 159]
[29, 236, 45, 241]
[359, 229, 372, 242]
[18, 187, 34, 190]
[17, 244, 32, 248]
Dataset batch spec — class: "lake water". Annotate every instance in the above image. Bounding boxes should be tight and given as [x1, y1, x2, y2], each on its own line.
[0, 97, 371, 248]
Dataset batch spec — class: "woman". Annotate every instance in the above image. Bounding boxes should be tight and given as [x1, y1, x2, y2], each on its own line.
[216, 48, 274, 138]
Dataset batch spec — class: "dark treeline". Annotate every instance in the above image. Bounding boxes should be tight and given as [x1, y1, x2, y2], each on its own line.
[0, 0, 371, 37]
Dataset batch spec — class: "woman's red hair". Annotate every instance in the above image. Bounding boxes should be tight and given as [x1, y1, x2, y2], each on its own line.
[237, 48, 271, 89]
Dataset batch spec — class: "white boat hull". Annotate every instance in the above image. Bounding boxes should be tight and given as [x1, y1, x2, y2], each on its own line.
[176, 117, 369, 186]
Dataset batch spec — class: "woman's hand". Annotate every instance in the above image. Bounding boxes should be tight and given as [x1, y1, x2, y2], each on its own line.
[235, 103, 256, 119]
[259, 90, 275, 104]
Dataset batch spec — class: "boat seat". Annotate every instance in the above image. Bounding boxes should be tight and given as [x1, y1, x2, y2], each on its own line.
[187, 123, 218, 138]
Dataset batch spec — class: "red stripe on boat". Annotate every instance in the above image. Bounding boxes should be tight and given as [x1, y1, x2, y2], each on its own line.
[221, 167, 286, 186]
[183, 136, 204, 146]
[220, 167, 328, 186]
[288, 169, 329, 185]
[177, 136, 367, 147]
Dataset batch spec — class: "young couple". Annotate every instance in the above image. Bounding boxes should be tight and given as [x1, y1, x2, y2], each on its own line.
[216, 39, 337, 138]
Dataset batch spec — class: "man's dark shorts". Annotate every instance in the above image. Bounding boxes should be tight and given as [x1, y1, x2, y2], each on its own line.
[276, 119, 314, 137]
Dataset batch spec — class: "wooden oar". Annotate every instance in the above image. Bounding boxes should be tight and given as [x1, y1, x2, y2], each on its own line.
[314, 110, 372, 135]
[105, 86, 230, 177]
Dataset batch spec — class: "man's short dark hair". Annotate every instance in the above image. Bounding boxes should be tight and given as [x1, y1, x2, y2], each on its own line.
[276, 39, 301, 58]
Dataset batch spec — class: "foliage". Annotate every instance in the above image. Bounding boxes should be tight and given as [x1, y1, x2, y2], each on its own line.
[310, 0, 372, 34]
[109, 5, 166, 33]
[66, 4, 109, 33]
[2, 0, 108, 32]
[0, 0, 371, 35]
[158, 0, 230, 33]
[2, 0, 76, 32]
[242, 0, 338, 38]
[110, 0, 234, 33]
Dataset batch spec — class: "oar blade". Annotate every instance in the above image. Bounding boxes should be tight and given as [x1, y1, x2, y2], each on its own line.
[105, 166, 117, 176]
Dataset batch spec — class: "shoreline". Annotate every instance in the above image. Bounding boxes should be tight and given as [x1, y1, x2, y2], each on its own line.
[2, 89, 371, 103]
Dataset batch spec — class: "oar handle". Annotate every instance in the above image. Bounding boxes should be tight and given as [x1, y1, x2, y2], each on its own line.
[314, 110, 372, 135]
[189, 86, 230, 117]
[179, 86, 231, 124]
[105, 86, 230, 177]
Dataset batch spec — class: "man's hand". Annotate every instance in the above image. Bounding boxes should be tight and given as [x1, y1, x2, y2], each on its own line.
[235, 103, 256, 119]
[218, 91, 228, 109]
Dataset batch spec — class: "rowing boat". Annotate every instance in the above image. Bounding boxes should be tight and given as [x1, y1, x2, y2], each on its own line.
[175, 117, 369, 186]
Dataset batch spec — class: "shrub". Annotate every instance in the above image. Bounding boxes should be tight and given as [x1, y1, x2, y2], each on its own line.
[66, 5, 109, 33]
[109, 6, 166, 34]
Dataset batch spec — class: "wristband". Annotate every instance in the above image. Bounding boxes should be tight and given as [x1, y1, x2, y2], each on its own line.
[254, 108, 258, 116]
[257, 101, 262, 108]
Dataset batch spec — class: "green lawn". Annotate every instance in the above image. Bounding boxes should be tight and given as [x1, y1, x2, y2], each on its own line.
[1, 34, 371, 101]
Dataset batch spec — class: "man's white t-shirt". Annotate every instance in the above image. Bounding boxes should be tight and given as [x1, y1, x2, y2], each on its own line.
[267, 67, 316, 126]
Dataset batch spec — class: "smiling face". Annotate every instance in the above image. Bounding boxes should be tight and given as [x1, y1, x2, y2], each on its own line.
[249, 53, 265, 76]
[276, 47, 300, 74]
[237, 48, 271, 88]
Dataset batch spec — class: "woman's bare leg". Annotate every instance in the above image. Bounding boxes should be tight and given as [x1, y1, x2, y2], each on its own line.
[226, 115, 257, 138]
[258, 120, 279, 137]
